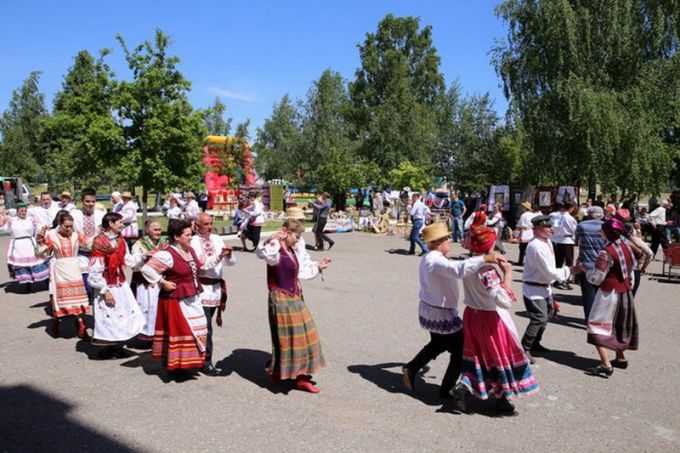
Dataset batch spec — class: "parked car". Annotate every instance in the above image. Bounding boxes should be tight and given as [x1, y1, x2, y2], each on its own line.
[0, 177, 31, 208]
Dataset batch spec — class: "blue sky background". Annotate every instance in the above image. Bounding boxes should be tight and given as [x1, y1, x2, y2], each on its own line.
[0, 0, 508, 136]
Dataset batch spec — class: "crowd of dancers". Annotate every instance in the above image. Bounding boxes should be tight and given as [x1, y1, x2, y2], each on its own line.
[1, 188, 657, 414]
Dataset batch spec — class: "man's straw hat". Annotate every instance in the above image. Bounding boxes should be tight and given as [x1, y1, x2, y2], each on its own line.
[422, 222, 450, 244]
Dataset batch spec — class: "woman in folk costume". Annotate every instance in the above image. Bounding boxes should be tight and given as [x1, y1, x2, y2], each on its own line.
[141, 219, 208, 375]
[584, 217, 639, 377]
[35, 213, 91, 339]
[129, 219, 168, 342]
[461, 211, 487, 252]
[88, 212, 145, 358]
[454, 226, 539, 416]
[0, 202, 50, 292]
[256, 218, 331, 393]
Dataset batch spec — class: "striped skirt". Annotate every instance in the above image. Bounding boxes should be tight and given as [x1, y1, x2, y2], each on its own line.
[268, 290, 325, 380]
[52, 257, 90, 318]
[458, 307, 539, 400]
[10, 261, 50, 284]
[152, 296, 207, 370]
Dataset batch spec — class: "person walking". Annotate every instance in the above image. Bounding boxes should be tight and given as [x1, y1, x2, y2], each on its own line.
[516, 202, 538, 266]
[402, 222, 499, 398]
[408, 193, 430, 255]
[311, 192, 335, 250]
[574, 206, 606, 320]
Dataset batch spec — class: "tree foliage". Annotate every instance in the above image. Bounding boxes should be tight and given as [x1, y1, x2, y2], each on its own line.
[253, 94, 302, 183]
[0, 72, 48, 180]
[494, 0, 680, 195]
[201, 97, 232, 136]
[349, 14, 445, 172]
[42, 50, 123, 189]
[115, 29, 206, 214]
[388, 161, 432, 192]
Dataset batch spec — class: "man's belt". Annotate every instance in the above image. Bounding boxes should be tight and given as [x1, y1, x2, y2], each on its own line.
[523, 281, 550, 287]
[199, 276, 228, 327]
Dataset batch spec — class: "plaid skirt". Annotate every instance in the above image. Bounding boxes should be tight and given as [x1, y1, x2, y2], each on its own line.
[268, 290, 325, 380]
[587, 289, 638, 351]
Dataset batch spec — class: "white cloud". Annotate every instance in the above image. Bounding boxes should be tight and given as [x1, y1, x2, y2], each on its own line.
[206, 86, 257, 102]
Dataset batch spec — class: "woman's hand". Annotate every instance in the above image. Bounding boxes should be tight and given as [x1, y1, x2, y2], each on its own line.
[498, 256, 513, 276]
[483, 250, 498, 264]
[160, 279, 177, 292]
[104, 291, 116, 307]
[319, 258, 332, 271]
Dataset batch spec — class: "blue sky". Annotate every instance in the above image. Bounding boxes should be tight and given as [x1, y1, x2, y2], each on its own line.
[0, 0, 508, 136]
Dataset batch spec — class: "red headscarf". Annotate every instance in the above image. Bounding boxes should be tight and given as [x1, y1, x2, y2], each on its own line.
[469, 226, 496, 254]
[471, 212, 487, 228]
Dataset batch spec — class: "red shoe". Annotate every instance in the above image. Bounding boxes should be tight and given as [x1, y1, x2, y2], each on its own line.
[77, 318, 91, 341]
[295, 376, 320, 394]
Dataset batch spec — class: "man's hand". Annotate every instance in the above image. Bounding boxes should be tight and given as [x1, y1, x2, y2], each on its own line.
[483, 250, 498, 264]
[160, 279, 177, 292]
[319, 258, 332, 271]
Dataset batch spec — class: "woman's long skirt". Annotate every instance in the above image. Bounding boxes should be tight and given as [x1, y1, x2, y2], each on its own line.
[268, 290, 325, 380]
[458, 307, 539, 400]
[587, 289, 638, 351]
[51, 257, 90, 318]
[152, 296, 207, 370]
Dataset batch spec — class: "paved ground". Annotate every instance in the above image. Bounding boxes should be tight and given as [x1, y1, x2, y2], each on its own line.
[1, 232, 678, 452]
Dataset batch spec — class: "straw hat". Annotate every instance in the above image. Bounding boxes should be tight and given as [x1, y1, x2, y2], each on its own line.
[284, 207, 306, 220]
[421, 222, 450, 243]
[60, 191, 72, 198]
[186, 191, 196, 199]
[121, 191, 133, 199]
[520, 201, 532, 210]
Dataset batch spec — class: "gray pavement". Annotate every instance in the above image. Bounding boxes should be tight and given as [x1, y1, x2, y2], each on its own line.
[1, 232, 678, 452]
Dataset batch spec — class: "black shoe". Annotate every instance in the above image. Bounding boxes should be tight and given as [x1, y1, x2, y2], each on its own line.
[495, 397, 517, 416]
[96, 348, 115, 360]
[530, 342, 551, 353]
[401, 366, 415, 391]
[451, 385, 468, 413]
[585, 364, 614, 378]
[201, 362, 223, 376]
[611, 360, 628, 369]
[328, 242, 334, 250]
[111, 347, 135, 359]
[524, 350, 535, 364]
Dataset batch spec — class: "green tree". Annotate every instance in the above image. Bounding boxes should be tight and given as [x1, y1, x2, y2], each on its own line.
[115, 29, 206, 219]
[0, 72, 48, 181]
[234, 119, 251, 141]
[201, 97, 232, 136]
[42, 50, 123, 189]
[388, 161, 432, 192]
[494, 0, 680, 195]
[349, 14, 445, 172]
[253, 94, 302, 183]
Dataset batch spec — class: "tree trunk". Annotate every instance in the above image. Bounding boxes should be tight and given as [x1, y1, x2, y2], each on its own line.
[142, 185, 148, 225]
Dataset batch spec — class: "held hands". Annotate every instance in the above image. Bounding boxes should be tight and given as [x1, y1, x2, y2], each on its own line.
[318, 258, 332, 271]
[571, 262, 586, 275]
[104, 291, 116, 307]
[160, 279, 177, 292]
[36, 226, 49, 245]
[220, 245, 234, 259]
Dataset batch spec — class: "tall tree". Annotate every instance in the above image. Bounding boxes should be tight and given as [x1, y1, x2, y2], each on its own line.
[115, 29, 206, 218]
[234, 119, 251, 141]
[0, 72, 48, 181]
[201, 97, 232, 136]
[253, 94, 302, 183]
[42, 50, 123, 189]
[494, 0, 680, 195]
[349, 14, 445, 172]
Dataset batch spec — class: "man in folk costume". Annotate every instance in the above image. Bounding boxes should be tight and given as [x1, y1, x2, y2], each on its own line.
[29, 191, 60, 229]
[88, 212, 144, 359]
[58, 191, 77, 213]
[72, 188, 105, 302]
[516, 202, 538, 266]
[402, 222, 500, 398]
[190, 213, 235, 376]
[521, 215, 582, 363]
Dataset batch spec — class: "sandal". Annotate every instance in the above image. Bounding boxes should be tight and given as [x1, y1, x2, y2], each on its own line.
[585, 364, 613, 377]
